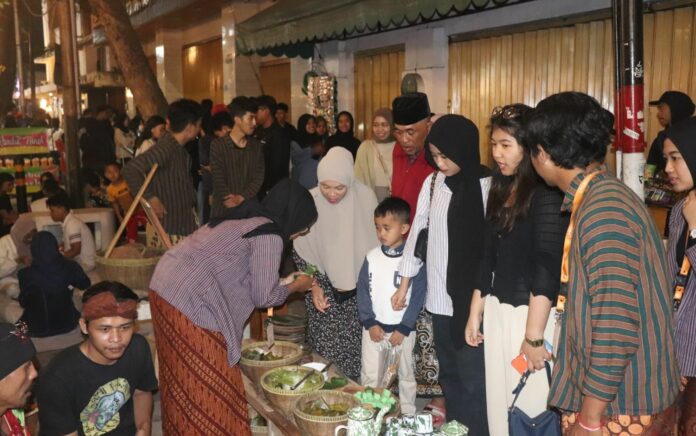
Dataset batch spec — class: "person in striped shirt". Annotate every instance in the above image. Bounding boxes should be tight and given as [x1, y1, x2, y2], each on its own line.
[524, 92, 680, 435]
[123, 99, 202, 241]
[662, 116, 696, 434]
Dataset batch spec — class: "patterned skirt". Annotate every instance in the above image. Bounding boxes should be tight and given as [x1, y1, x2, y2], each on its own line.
[149, 291, 251, 436]
[304, 290, 362, 380]
[413, 310, 443, 397]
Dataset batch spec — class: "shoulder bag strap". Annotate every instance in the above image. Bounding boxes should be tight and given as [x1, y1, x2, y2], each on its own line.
[674, 227, 692, 311]
[509, 361, 552, 410]
[426, 171, 438, 228]
[374, 144, 393, 194]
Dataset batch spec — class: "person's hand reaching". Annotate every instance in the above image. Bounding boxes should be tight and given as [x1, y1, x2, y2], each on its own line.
[311, 285, 330, 313]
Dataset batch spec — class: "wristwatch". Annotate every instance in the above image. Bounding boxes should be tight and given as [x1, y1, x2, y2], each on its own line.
[525, 337, 544, 348]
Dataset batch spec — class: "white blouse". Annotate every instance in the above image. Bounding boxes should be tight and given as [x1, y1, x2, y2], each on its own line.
[399, 172, 491, 316]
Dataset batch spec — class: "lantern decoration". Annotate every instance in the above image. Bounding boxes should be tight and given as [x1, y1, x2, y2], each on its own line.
[307, 74, 337, 135]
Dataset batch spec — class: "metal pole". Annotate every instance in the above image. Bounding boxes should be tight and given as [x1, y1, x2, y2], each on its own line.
[68, 0, 80, 113]
[12, 0, 25, 112]
[611, 0, 623, 179]
[28, 30, 36, 109]
[614, 0, 646, 199]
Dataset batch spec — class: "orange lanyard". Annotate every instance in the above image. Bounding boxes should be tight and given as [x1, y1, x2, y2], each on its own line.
[673, 234, 691, 312]
[557, 172, 602, 314]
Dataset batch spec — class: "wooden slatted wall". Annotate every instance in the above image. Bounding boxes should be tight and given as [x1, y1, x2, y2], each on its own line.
[449, 6, 696, 167]
[182, 38, 223, 104]
[354, 47, 405, 140]
[259, 61, 292, 112]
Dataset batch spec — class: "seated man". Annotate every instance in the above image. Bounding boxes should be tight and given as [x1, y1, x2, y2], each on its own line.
[38, 281, 158, 436]
[30, 179, 62, 212]
[0, 321, 38, 436]
[46, 193, 96, 272]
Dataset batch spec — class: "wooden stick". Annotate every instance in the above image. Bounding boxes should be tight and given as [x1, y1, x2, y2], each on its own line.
[140, 197, 173, 249]
[104, 164, 158, 258]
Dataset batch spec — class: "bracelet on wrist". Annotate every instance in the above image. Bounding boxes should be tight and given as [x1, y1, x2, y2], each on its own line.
[577, 413, 602, 432]
[524, 337, 544, 347]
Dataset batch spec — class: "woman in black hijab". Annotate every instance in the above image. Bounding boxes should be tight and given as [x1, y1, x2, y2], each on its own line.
[394, 114, 489, 433]
[663, 117, 696, 434]
[326, 111, 361, 159]
[291, 114, 324, 189]
[18, 231, 91, 338]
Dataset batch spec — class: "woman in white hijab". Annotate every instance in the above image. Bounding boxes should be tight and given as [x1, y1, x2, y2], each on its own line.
[294, 147, 378, 378]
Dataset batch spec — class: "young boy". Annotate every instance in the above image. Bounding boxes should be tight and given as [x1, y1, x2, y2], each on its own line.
[357, 197, 426, 415]
[47, 192, 96, 271]
[38, 281, 158, 436]
[104, 162, 146, 243]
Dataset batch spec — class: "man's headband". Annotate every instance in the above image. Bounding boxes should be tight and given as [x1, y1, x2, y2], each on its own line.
[82, 292, 138, 321]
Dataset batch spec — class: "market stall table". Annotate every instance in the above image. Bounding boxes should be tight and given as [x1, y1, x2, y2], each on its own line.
[241, 339, 360, 435]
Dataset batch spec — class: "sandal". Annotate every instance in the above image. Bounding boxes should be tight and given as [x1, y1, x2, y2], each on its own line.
[423, 403, 446, 427]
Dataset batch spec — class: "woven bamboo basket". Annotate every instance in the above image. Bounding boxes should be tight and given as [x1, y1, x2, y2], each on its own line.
[95, 248, 164, 291]
[240, 341, 303, 385]
[260, 366, 325, 418]
[293, 390, 360, 436]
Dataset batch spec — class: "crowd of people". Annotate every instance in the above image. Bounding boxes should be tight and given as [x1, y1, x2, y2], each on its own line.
[0, 88, 695, 436]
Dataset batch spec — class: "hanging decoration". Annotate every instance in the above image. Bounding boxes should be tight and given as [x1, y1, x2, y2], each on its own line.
[307, 74, 337, 135]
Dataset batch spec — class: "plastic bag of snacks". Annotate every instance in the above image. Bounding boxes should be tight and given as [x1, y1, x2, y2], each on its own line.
[379, 344, 401, 388]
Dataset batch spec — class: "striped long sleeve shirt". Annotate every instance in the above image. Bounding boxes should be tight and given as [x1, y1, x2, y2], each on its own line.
[399, 172, 490, 316]
[549, 171, 680, 415]
[210, 135, 265, 218]
[149, 217, 288, 365]
[123, 133, 197, 236]
[666, 198, 696, 378]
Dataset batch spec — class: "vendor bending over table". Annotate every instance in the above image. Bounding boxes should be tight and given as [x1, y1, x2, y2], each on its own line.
[149, 179, 318, 435]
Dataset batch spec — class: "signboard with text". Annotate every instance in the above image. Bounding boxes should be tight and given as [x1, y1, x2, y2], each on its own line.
[0, 128, 52, 156]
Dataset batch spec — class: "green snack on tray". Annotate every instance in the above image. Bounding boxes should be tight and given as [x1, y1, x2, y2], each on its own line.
[301, 399, 351, 417]
[353, 389, 397, 413]
[264, 368, 323, 391]
[324, 376, 349, 390]
[241, 348, 283, 361]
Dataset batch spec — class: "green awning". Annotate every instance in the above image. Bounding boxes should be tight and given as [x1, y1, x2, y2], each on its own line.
[237, 0, 531, 57]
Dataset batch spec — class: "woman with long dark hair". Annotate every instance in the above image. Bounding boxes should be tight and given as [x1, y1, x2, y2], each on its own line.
[465, 104, 568, 435]
[113, 112, 135, 162]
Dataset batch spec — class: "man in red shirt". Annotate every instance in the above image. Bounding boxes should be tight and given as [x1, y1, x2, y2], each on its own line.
[391, 93, 436, 221]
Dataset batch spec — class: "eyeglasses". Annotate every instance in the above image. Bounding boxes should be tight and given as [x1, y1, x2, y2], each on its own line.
[0, 321, 29, 342]
[491, 106, 522, 120]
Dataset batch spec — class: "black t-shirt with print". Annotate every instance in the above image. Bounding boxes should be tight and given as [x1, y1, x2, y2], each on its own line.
[38, 334, 158, 436]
